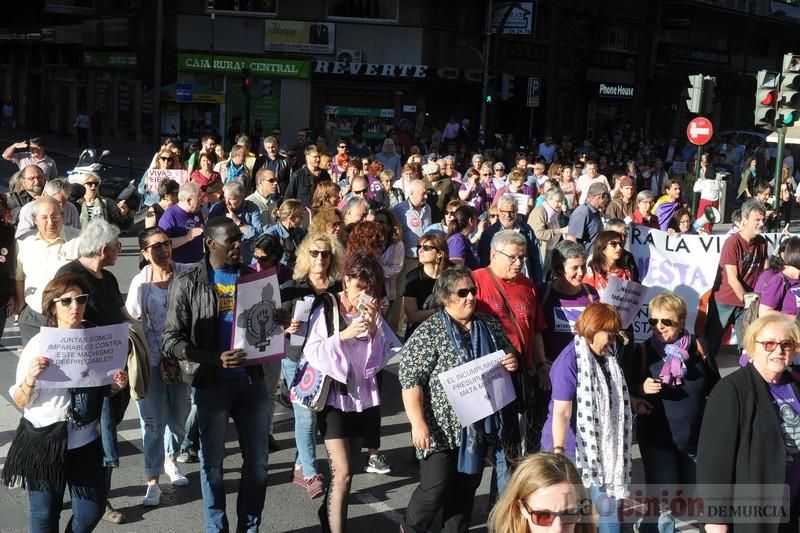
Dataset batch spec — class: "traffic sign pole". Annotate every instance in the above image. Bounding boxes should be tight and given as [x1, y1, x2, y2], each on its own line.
[773, 126, 786, 214]
[686, 117, 713, 217]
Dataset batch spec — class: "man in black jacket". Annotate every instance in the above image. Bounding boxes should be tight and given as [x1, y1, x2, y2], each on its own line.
[284, 144, 330, 206]
[161, 217, 268, 532]
[252, 136, 291, 194]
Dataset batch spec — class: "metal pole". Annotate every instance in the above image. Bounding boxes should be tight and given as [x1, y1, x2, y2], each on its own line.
[773, 126, 786, 213]
[479, 0, 492, 148]
[691, 145, 702, 216]
[528, 106, 534, 141]
[152, 0, 163, 150]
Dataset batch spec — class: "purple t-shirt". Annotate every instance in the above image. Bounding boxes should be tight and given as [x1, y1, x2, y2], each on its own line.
[767, 380, 800, 504]
[540, 342, 579, 456]
[760, 273, 800, 315]
[158, 204, 205, 264]
[754, 268, 780, 296]
[536, 282, 599, 359]
[447, 233, 479, 269]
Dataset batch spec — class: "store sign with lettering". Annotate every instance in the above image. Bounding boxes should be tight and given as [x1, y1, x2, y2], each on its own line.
[83, 51, 137, 68]
[598, 83, 634, 99]
[314, 61, 428, 78]
[178, 53, 311, 79]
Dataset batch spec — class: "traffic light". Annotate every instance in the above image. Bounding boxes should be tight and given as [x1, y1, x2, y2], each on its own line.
[486, 93, 493, 104]
[779, 53, 800, 127]
[702, 76, 717, 114]
[500, 73, 515, 100]
[241, 67, 252, 97]
[755, 69, 780, 128]
[686, 74, 703, 113]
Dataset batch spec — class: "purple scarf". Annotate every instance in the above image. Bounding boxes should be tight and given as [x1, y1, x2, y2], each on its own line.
[649, 331, 691, 387]
[655, 200, 678, 231]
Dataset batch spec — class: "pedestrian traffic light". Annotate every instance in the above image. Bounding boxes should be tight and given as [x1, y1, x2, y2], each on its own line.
[241, 67, 252, 97]
[500, 73, 515, 101]
[779, 53, 800, 127]
[486, 93, 493, 104]
[755, 69, 780, 128]
[686, 74, 703, 113]
[702, 76, 717, 114]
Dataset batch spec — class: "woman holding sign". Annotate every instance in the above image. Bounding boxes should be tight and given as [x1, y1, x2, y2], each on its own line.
[541, 303, 632, 533]
[400, 266, 520, 533]
[3, 273, 128, 531]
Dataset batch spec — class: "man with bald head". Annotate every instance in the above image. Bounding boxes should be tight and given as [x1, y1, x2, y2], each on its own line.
[14, 196, 81, 343]
[7, 164, 45, 224]
[16, 178, 81, 239]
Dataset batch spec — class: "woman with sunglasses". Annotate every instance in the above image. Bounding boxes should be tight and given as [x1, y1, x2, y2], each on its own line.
[125, 227, 192, 507]
[280, 232, 344, 501]
[628, 291, 715, 533]
[487, 452, 596, 533]
[400, 266, 519, 533]
[541, 303, 632, 533]
[583, 231, 633, 293]
[425, 199, 464, 234]
[403, 232, 450, 339]
[251, 234, 292, 283]
[304, 251, 401, 531]
[697, 314, 800, 533]
[77, 172, 133, 230]
[3, 273, 128, 531]
[139, 149, 177, 209]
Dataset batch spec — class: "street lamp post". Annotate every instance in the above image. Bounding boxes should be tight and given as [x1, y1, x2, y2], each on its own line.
[479, 0, 493, 148]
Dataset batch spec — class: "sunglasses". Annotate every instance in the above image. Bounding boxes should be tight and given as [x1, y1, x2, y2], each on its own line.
[755, 339, 797, 353]
[648, 318, 677, 327]
[85, 182, 99, 188]
[456, 287, 477, 298]
[145, 240, 172, 252]
[520, 501, 582, 526]
[607, 241, 623, 248]
[54, 294, 89, 307]
[263, 178, 277, 184]
[352, 189, 367, 195]
[159, 157, 171, 161]
[309, 249, 332, 259]
[255, 255, 271, 263]
[420, 244, 439, 252]
[338, 145, 347, 149]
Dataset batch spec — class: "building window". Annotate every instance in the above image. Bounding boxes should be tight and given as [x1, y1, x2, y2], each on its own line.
[602, 26, 635, 52]
[207, 0, 277, 14]
[327, 0, 399, 21]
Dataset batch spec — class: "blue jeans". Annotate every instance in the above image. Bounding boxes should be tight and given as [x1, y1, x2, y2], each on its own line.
[28, 438, 107, 533]
[590, 484, 622, 533]
[196, 376, 269, 533]
[181, 387, 199, 451]
[638, 445, 697, 533]
[281, 358, 318, 478]
[488, 445, 509, 505]
[136, 367, 191, 476]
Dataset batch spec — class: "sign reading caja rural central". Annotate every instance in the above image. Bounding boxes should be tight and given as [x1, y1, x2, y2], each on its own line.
[177, 53, 311, 79]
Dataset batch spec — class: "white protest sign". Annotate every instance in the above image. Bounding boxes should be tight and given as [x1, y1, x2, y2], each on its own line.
[232, 268, 285, 364]
[289, 296, 314, 347]
[511, 192, 530, 214]
[601, 277, 648, 329]
[438, 350, 516, 427]
[627, 225, 786, 342]
[145, 168, 188, 194]
[37, 323, 129, 388]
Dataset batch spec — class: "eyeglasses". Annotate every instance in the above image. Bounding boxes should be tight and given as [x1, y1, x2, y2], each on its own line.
[648, 318, 677, 327]
[499, 209, 516, 216]
[519, 501, 581, 526]
[352, 189, 367, 195]
[420, 244, 439, 252]
[159, 157, 171, 161]
[145, 240, 172, 252]
[496, 249, 526, 263]
[455, 287, 477, 298]
[84, 182, 99, 188]
[607, 241, 623, 248]
[755, 339, 797, 353]
[54, 294, 89, 308]
[309, 249, 332, 259]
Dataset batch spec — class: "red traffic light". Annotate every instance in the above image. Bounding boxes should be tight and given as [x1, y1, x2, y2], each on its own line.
[244, 78, 251, 86]
[762, 90, 779, 105]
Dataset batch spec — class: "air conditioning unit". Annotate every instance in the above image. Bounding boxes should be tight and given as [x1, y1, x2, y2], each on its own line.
[337, 49, 363, 63]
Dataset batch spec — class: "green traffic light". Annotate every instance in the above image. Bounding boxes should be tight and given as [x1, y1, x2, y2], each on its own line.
[782, 111, 799, 126]
[486, 94, 493, 103]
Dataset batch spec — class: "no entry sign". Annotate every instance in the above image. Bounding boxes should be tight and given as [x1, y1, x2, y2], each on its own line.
[686, 117, 713, 146]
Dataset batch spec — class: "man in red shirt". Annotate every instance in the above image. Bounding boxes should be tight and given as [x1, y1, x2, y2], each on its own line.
[703, 198, 768, 358]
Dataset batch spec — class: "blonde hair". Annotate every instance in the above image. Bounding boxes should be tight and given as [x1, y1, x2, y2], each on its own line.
[488, 453, 596, 533]
[293, 232, 344, 283]
[273, 199, 305, 224]
[742, 314, 800, 355]
[310, 207, 343, 234]
[648, 291, 687, 326]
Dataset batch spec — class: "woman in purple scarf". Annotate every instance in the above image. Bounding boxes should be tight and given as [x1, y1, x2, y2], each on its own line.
[627, 291, 719, 533]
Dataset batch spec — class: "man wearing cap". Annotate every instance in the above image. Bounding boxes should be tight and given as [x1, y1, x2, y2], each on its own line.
[567, 182, 609, 251]
[2, 137, 58, 180]
[422, 161, 457, 221]
[606, 174, 637, 220]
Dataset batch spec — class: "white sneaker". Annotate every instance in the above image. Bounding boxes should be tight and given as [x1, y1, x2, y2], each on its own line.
[164, 460, 189, 486]
[142, 483, 161, 507]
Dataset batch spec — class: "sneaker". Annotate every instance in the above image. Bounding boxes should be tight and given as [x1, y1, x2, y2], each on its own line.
[365, 454, 391, 474]
[142, 483, 162, 507]
[305, 474, 325, 499]
[102, 501, 126, 524]
[292, 467, 306, 488]
[164, 460, 189, 486]
[176, 448, 199, 464]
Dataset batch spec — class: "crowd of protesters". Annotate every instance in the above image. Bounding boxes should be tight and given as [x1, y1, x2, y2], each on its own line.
[0, 124, 799, 533]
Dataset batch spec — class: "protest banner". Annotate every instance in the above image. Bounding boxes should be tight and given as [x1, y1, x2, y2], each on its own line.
[511, 192, 530, 214]
[601, 277, 648, 329]
[289, 296, 314, 346]
[36, 323, 129, 388]
[438, 350, 516, 427]
[627, 225, 787, 342]
[145, 168, 189, 194]
[232, 267, 285, 364]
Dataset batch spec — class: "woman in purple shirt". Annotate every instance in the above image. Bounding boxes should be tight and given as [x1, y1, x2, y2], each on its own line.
[304, 252, 401, 532]
[446, 205, 480, 269]
[759, 237, 800, 318]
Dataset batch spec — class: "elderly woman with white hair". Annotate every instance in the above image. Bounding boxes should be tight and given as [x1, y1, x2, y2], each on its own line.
[76, 172, 133, 230]
[528, 185, 569, 273]
[158, 181, 205, 264]
[207, 180, 263, 264]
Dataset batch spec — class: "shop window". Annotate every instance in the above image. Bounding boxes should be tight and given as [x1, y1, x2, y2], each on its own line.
[207, 0, 276, 14]
[327, 0, 399, 21]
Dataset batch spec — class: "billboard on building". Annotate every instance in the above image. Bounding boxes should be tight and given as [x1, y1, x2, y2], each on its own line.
[264, 20, 336, 55]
